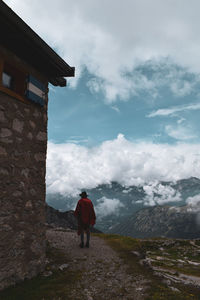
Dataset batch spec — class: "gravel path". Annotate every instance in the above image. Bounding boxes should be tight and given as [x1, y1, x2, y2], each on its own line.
[46, 228, 148, 300]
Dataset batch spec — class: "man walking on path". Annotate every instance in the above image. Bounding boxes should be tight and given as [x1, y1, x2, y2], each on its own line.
[74, 191, 96, 248]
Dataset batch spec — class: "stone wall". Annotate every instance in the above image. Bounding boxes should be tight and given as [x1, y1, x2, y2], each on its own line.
[0, 90, 48, 290]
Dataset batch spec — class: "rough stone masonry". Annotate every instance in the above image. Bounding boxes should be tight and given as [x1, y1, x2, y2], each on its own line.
[0, 90, 48, 290]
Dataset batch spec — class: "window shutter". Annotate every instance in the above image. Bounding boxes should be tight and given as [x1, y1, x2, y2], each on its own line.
[26, 75, 46, 106]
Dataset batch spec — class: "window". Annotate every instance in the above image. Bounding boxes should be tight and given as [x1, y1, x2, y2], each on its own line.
[2, 71, 14, 89]
[0, 58, 46, 106]
[1, 62, 26, 96]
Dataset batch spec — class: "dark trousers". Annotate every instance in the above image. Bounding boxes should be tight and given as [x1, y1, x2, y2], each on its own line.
[79, 223, 90, 244]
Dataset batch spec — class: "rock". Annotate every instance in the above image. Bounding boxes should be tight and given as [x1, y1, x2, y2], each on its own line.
[13, 191, 22, 197]
[0, 146, 7, 156]
[59, 264, 69, 271]
[34, 153, 46, 162]
[33, 110, 41, 118]
[0, 168, 9, 175]
[42, 270, 53, 277]
[30, 189, 37, 196]
[0, 128, 12, 138]
[12, 119, 24, 133]
[24, 108, 30, 114]
[0, 111, 6, 122]
[1, 137, 13, 143]
[170, 286, 180, 292]
[16, 137, 22, 143]
[27, 132, 33, 140]
[45, 205, 101, 233]
[136, 287, 143, 291]
[21, 169, 29, 178]
[162, 279, 171, 285]
[29, 120, 36, 129]
[36, 131, 46, 141]
[139, 258, 152, 269]
[131, 251, 140, 257]
[25, 201, 32, 209]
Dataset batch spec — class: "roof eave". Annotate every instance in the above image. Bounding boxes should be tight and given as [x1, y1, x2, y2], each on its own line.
[0, 1, 75, 86]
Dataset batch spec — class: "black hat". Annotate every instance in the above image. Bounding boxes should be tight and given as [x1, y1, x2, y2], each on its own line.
[79, 191, 88, 198]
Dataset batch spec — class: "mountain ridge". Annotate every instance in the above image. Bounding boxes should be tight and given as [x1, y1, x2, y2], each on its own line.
[108, 204, 200, 239]
[46, 204, 101, 233]
[46, 177, 200, 233]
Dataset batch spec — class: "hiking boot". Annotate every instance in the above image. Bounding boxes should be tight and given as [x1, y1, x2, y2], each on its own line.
[85, 242, 89, 248]
[79, 242, 84, 248]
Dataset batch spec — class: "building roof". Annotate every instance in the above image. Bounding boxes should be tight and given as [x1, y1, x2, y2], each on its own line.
[0, 1, 75, 87]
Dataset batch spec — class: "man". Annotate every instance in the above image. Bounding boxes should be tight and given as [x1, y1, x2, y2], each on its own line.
[74, 191, 96, 248]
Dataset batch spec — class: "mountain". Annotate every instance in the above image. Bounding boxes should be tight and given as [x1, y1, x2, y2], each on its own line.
[46, 205, 101, 233]
[108, 205, 200, 239]
[46, 181, 146, 231]
[46, 177, 200, 233]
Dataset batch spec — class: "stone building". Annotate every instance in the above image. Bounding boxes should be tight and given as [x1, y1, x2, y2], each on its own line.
[0, 1, 74, 290]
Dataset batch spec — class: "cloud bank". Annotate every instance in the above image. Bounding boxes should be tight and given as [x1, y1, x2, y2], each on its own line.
[95, 197, 124, 218]
[7, 0, 200, 101]
[186, 194, 200, 225]
[186, 194, 200, 212]
[143, 183, 181, 206]
[47, 134, 200, 196]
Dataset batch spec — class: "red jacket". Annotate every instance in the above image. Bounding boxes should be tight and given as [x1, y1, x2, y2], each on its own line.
[74, 198, 96, 225]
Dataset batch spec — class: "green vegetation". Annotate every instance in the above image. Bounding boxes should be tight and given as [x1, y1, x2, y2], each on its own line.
[96, 233, 200, 300]
[195, 240, 200, 247]
[1, 234, 200, 300]
[0, 246, 82, 300]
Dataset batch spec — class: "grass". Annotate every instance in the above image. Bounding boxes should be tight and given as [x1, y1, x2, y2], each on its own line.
[0, 271, 81, 300]
[1, 234, 200, 300]
[148, 239, 200, 278]
[95, 233, 200, 300]
[195, 240, 200, 247]
[0, 245, 82, 300]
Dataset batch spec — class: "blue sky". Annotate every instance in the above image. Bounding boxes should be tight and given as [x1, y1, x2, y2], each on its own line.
[8, 0, 200, 197]
[48, 63, 200, 146]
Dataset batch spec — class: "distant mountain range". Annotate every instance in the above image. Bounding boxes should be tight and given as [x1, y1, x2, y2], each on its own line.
[46, 177, 200, 236]
[108, 205, 200, 239]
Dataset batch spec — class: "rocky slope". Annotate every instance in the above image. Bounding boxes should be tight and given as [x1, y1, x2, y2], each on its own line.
[46, 177, 200, 232]
[109, 205, 200, 239]
[46, 204, 101, 233]
[2, 229, 200, 299]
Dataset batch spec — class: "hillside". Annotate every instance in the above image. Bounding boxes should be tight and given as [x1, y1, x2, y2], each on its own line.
[109, 205, 200, 239]
[46, 204, 101, 233]
[1, 229, 200, 299]
[46, 177, 200, 232]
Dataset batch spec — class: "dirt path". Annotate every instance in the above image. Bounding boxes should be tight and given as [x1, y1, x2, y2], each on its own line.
[46, 228, 148, 300]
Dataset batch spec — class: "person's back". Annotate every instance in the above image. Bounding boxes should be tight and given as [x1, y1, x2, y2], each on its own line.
[77, 197, 95, 225]
[74, 191, 96, 248]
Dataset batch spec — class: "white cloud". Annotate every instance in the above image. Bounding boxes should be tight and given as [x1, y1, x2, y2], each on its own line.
[148, 103, 200, 118]
[186, 195, 200, 225]
[170, 80, 193, 97]
[165, 124, 197, 141]
[177, 118, 186, 125]
[122, 187, 133, 194]
[95, 197, 124, 218]
[111, 106, 120, 113]
[65, 136, 90, 145]
[143, 182, 181, 206]
[86, 78, 102, 94]
[186, 194, 200, 211]
[7, 0, 200, 101]
[46, 134, 200, 196]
